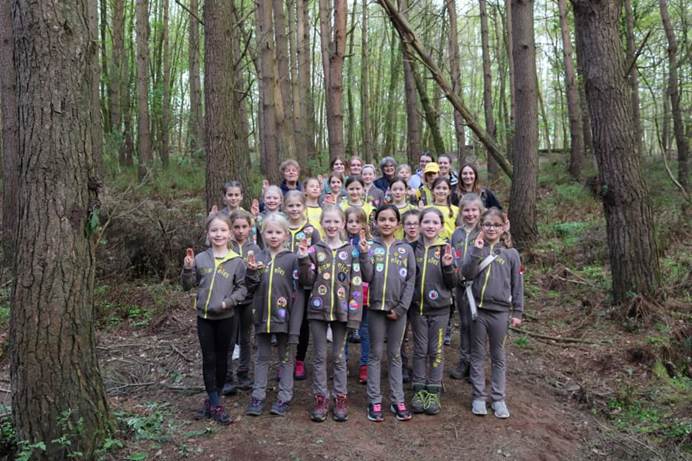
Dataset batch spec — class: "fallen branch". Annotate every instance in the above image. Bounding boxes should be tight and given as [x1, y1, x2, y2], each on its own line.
[164, 384, 205, 394]
[170, 343, 193, 362]
[510, 327, 600, 345]
[107, 381, 156, 394]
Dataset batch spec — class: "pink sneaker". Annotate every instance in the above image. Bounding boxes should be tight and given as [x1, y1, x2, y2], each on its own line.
[294, 360, 306, 380]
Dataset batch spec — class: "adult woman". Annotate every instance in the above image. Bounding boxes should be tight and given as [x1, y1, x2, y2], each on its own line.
[374, 156, 398, 192]
[455, 163, 501, 209]
[322, 157, 347, 194]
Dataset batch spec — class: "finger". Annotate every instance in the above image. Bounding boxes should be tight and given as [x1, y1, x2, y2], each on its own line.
[359, 229, 366, 241]
[186, 248, 194, 259]
[211, 205, 218, 214]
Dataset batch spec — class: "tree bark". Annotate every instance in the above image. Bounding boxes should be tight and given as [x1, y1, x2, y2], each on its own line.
[508, 0, 539, 248]
[623, 0, 642, 157]
[11, 1, 112, 458]
[188, 0, 203, 154]
[256, 0, 280, 181]
[659, 0, 689, 201]
[410, 48, 445, 155]
[100, 0, 111, 134]
[383, 28, 401, 157]
[320, 0, 347, 161]
[205, 1, 246, 208]
[399, 0, 421, 165]
[288, 0, 307, 167]
[273, 0, 296, 160]
[298, 0, 317, 161]
[360, 0, 373, 163]
[446, 0, 467, 163]
[135, 0, 153, 177]
[0, 0, 18, 265]
[110, 0, 125, 144]
[557, 0, 585, 180]
[505, 0, 516, 161]
[479, 0, 499, 178]
[160, 0, 170, 167]
[571, 0, 660, 303]
[346, 3, 357, 157]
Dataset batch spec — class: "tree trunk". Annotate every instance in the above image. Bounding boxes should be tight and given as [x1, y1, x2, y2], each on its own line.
[557, 0, 585, 180]
[410, 49, 445, 155]
[346, 3, 357, 157]
[573, 26, 593, 161]
[446, 0, 467, 162]
[288, 0, 307, 168]
[659, 0, 689, 201]
[121, 10, 135, 167]
[110, 0, 125, 144]
[0, 0, 18, 264]
[505, 0, 516, 161]
[383, 28, 401, 157]
[205, 1, 246, 208]
[135, 0, 153, 177]
[360, 0, 373, 163]
[160, 0, 170, 167]
[299, 0, 317, 161]
[320, 0, 347, 161]
[188, 0, 203, 154]
[273, 0, 296, 160]
[508, 0, 539, 247]
[100, 0, 111, 134]
[623, 0, 642, 157]
[479, 0, 499, 179]
[10, 1, 112, 458]
[571, 0, 660, 303]
[256, 0, 280, 181]
[400, 0, 421, 165]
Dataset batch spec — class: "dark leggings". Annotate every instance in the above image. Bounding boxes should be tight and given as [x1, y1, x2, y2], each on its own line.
[197, 316, 234, 394]
[296, 297, 310, 362]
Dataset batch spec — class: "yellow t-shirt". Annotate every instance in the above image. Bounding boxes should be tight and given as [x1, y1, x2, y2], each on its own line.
[305, 205, 323, 235]
[339, 200, 375, 221]
[393, 203, 416, 240]
[433, 204, 459, 241]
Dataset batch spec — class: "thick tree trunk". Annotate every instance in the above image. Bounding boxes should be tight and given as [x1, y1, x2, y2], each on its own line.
[135, 0, 153, 176]
[121, 12, 135, 167]
[400, 0, 421, 165]
[557, 0, 585, 180]
[110, 0, 125, 143]
[659, 0, 689, 200]
[320, 0, 347, 161]
[360, 0, 373, 162]
[288, 0, 307, 167]
[188, 0, 203, 154]
[256, 0, 280, 181]
[573, 27, 593, 161]
[10, 1, 112, 458]
[508, 0, 539, 247]
[572, 0, 660, 303]
[0, 0, 18, 264]
[479, 0, 499, 179]
[100, 0, 111, 134]
[205, 1, 246, 208]
[160, 0, 170, 167]
[623, 0, 642, 157]
[446, 0, 467, 162]
[298, 0, 317, 161]
[273, 0, 296, 160]
[505, 0, 516, 161]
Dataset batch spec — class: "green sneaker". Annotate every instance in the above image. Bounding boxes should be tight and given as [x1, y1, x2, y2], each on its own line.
[411, 385, 428, 414]
[424, 386, 441, 415]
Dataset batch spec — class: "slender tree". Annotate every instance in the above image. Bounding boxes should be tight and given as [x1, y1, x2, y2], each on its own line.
[623, 0, 642, 156]
[400, 0, 422, 165]
[160, 0, 171, 167]
[188, 0, 203, 154]
[360, 0, 373, 162]
[571, 0, 660, 303]
[256, 0, 280, 179]
[479, 0, 499, 178]
[135, 0, 153, 176]
[447, 0, 467, 162]
[110, 0, 125, 146]
[274, 0, 296, 160]
[10, 0, 112, 458]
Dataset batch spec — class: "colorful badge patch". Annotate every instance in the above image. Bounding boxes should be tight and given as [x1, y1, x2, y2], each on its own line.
[292, 269, 299, 280]
[277, 308, 286, 319]
[376, 263, 384, 272]
[353, 263, 360, 272]
[317, 252, 326, 262]
[337, 287, 346, 299]
[428, 289, 439, 300]
[398, 247, 407, 255]
[399, 268, 407, 277]
[323, 272, 331, 280]
[352, 276, 362, 286]
[296, 231, 305, 241]
[340, 300, 348, 312]
[312, 298, 322, 309]
[352, 290, 361, 299]
[337, 272, 347, 282]
[338, 251, 348, 261]
[374, 247, 385, 256]
[308, 246, 316, 254]
[349, 299, 360, 310]
[277, 297, 287, 307]
[318, 285, 328, 296]
[352, 248, 360, 258]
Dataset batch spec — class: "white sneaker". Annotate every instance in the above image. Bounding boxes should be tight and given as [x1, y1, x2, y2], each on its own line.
[326, 325, 333, 343]
[492, 400, 510, 418]
[472, 399, 487, 416]
[232, 345, 240, 360]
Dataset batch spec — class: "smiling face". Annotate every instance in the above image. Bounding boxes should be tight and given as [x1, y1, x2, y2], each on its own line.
[461, 202, 481, 228]
[231, 217, 252, 244]
[438, 156, 451, 176]
[264, 190, 282, 212]
[481, 214, 505, 245]
[329, 176, 343, 194]
[361, 167, 375, 185]
[419, 154, 432, 171]
[223, 186, 243, 209]
[207, 218, 231, 249]
[284, 196, 305, 223]
[420, 211, 443, 241]
[283, 164, 300, 183]
[349, 159, 363, 176]
[432, 181, 451, 205]
[382, 162, 396, 177]
[461, 166, 476, 191]
[321, 209, 345, 239]
[262, 221, 288, 250]
[332, 159, 346, 175]
[346, 181, 364, 203]
[376, 208, 399, 239]
[424, 171, 439, 187]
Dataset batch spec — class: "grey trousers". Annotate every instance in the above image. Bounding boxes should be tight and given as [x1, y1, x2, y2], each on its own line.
[310, 320, 349, 397]
[470, 309, 509, 402]
[456, 294, 472, 367]
[411, 310, 450, 387]
[252, 333, 294, 402]
[227, 303, 253, 379]
[367, 310, 407, 404]
[400, 312, 412, 372]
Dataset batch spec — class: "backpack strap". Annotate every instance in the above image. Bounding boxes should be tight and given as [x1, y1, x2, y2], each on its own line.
[464, 254, 497, 320]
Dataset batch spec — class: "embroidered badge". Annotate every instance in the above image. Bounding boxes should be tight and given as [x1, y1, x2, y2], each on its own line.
[312, 298, 322, 308]
[338, 251, 348, 261]
[428, 289, 439, 300]
[353, 263, 360, 272]
[398, 247, 406, 255]
[352, 276, 362, 286]
[296, 231, 305, 241]
[277, 308, 286, 319]
[318, 285, 328, 296]
[399, 268, 407, 277]
[317, 252, 326, 262]
[337, 272, 347, 282]
[349, 299, 360, 310]
[337, 287, 346, 299]
[277, 297, 287, 307]
[323, 272, 331, 280]
[376, 263, 384, 272]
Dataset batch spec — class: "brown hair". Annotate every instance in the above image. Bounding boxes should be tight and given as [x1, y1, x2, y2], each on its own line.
[481, 207, 513, 248]
[457, 163, 481, 194]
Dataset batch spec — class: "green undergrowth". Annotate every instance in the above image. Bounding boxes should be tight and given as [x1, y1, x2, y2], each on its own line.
[95, 282, 176, 330]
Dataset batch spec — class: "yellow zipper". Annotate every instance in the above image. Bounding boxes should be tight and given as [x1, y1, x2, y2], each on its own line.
[419, 245, 430, 315]
[381, 243, 391, 311]
[203, 258, 221, 319]
[479, 244, 494, 308]
[330, 249, 337, 320]
[266, 254, 276, 333]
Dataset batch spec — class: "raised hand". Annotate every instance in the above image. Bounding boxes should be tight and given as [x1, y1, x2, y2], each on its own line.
[442, 243, 454, 266]
[246, 250, 259, 270]
[324, 194, 336, 205]
[250, 199, 260, 217]
[208, 205, 218, 216]
[358, 229, 369, 253]
[184, 248, 195, 269]
[474, 231, 485, 249]
[298, 237, 309, 257]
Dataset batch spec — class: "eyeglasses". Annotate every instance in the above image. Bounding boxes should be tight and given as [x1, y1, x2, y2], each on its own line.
[482, 223, 504, 229]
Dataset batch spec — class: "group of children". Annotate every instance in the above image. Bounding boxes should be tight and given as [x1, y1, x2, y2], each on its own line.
[181, 157, 524, 425]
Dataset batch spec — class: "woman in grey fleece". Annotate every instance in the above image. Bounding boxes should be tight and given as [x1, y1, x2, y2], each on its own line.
[462, 207, 524, 419]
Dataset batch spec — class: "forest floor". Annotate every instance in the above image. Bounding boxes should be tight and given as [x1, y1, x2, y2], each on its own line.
[0, 157, 689, 460]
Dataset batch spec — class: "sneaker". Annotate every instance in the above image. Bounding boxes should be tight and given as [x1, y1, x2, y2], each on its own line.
[294, 360, 306, 380]
[492, 400, 510, 419]
[210, 405, 232, 425]
[472, 399, 488, 416]
[245, 398, 264, 416]
[310, 394, 328, 422]
[411, 386, 427, 414]
[195, 399, 211, 420]
[333, 394, 349, 422]
[424, 387, 441, 415]
[390, 402, 412, 421]
[449, 362, 470, 381]
[367, 402, 384, 422]
[236, 372, 253, 391]
[349, 331, 361, 343]
[358, 365, 368, 384]
[221, 382, 237, 396]
[270, 400, 290, 416]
